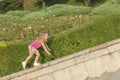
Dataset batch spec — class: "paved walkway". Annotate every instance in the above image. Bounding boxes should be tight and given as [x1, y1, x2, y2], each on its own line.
[87, 70, 120, 80]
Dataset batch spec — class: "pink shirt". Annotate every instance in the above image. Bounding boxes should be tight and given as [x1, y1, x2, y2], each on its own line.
[29, 40, 42, 49]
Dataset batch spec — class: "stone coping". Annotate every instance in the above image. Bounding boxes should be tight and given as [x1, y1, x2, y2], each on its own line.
[1, 38, 120, 80]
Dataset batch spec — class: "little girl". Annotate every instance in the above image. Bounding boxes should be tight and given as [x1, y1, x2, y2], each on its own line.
[22, 31, 51, 69]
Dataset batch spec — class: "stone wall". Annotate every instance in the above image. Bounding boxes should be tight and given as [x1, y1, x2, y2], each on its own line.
[1, 38, 120, 80]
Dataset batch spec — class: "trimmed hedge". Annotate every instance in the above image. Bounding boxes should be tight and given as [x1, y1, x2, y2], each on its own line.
[0, 15, 85, 41]
[0, 4, 91, 24]
[51, 12, 120, 57]
[0, 4, 91, 41]
[20, 4, 91, 21]
[93, 0, 120, 15]
[0, 12, 120, 76]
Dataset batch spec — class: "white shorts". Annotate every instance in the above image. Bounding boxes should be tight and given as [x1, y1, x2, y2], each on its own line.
[28, 46, 39, 55]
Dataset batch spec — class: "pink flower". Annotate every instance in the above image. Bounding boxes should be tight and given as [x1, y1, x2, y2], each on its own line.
[20, 33, 24, 38]
[41, 17, 44, 20]
[79, 14, 82, 19]
[70, 17, 75, 20]
[53, 15, 56, 17]
[41, 25, 45, 28]
[33, 20, 35, 23]
[46, 19, 49, 22]
[21, 36, 24, 38]
[19, 24, 22, 26]
[27, 27, 32, 30]
[23, 28, 27, 30]
[2, 28, 6, 31]
[13, 28, 16, 31]
[75, 15, 78, 18]
[13, 23, 16, 26]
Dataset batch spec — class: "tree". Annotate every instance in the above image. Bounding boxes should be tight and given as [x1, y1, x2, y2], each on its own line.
[83, 0, 91, 6]
[76, 0, 107, 6]
[36, 0, 68, 8]
[41, 0, 46, 9]
[67, 0, 76, 5]
[75, 0, 91, 6]
[22, 0, 36, 9]
[0, 0, 23, 12]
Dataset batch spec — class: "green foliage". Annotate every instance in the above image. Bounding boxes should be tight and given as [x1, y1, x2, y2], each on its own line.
[6, 10, 30, 17]
[0, 4, 91, 41]
[0, 14, 20, 26]
[0, 41, 7, 49]
[90, 0, 108, 6]
[51, 12, 120, 57]
[21, 4, 91, 20]
[0, 14, 85, 41]
[0, 41, 29, 76]
[93, 0, 120, 15]
[36, 0, 69, 6]
[0, 0, 23, 12]
[0, 10, 30, 26]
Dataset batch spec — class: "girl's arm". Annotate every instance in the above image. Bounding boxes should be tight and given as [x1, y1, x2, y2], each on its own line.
[41, 41, 51, 55]
[44, 43, 51, 51]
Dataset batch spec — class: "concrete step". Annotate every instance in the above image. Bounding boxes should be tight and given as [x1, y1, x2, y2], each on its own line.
[87, 70, 120, 80]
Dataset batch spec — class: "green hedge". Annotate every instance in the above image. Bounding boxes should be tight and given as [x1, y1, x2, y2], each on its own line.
[0, 4, 91, 41]
[6, 10, 30, 17]
[93, 0, 120, 15]
[0, 4, 91, 25]
[0, 12, 120, 76]
[51, 12, 120, 57]
[0, 15, 85, 41]
[21, 4, 91, 21]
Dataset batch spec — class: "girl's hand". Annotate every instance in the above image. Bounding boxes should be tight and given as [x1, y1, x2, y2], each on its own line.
[48, 52, 51, 55]
[48, 48, 51, 52]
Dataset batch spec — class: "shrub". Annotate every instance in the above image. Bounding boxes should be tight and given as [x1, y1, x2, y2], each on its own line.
[0, 14, 86, 41]
[6, 10, 30, 17]
[0, 14, 20, 26]
[51, 12, 120, 57]
[93, 0, 120, 15]
[21, 4, 91, 21]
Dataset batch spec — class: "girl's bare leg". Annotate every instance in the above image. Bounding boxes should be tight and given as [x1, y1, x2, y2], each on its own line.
[25, 53, 34, 63]
[22, 53, 33, 69]
[34, 51, 40, 66]
[34, 52, 40, 63]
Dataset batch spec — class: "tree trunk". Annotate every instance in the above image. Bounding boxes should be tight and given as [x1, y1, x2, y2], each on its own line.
[67, 0, 76, 5]
[84, 0, 91, 6]
[23, 0, 36, 9]
[41, 0, 46, 9]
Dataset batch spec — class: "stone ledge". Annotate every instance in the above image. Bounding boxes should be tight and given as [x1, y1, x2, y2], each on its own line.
[1, 38, 120, 80]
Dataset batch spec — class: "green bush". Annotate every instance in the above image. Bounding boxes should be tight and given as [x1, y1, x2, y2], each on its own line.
[0, 4, 91, 25]
[93, 0, 120, 15]
[0, 0, 23, 12]
[51, 12, 120, 57]
[0, 14, 86, 41]
[6, 10, 30, 17]
[21, 4, 91, 21]
[0, 12, 120, 76]
[0, 4, 91, 41]
[0, 11, 30, 26]
[0, 14, 20, 26]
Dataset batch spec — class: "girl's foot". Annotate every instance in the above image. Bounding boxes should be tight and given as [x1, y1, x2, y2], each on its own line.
[22, 62, 26, 69]
[34, 62, 41, 67]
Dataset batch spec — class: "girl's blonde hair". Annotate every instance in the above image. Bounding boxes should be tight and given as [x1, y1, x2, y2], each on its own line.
[39, 31, 48, 39]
